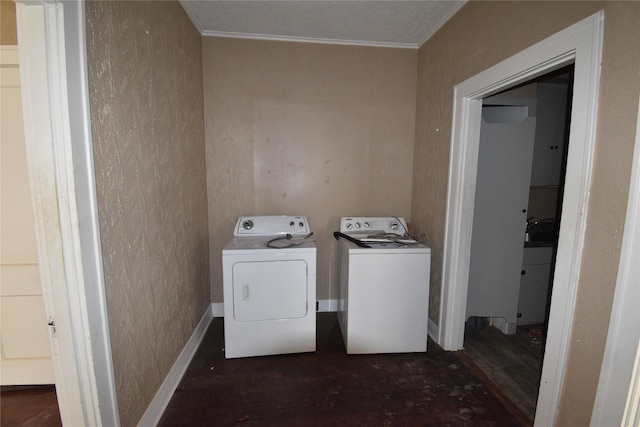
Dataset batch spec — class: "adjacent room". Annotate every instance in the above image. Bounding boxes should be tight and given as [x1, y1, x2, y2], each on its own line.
[2, 1, 639, 426]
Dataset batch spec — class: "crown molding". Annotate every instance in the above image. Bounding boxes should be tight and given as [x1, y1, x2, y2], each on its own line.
[201, 30, 419, 49]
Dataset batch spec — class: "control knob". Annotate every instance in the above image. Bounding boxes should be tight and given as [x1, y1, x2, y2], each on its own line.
[242, 219, 254, 230]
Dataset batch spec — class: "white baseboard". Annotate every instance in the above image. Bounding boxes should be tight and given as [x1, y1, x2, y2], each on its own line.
[317, 299, 338, 312]
[137, 304, 215, 427]
[428, 316, 439, 344]
[211, 302, 224, 317]
[492, 317, 516, 335]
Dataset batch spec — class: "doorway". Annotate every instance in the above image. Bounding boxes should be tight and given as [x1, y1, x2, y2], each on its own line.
[463, 66, 574, 421]
[439, 12, 603, 426]
[13, 1, 119, 425]
[0, 45, 56, 386]
[0, 43, 62, 426]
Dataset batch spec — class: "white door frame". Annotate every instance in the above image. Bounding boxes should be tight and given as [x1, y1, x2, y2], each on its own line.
[590, 95, 640, 426]
[15, 1, 119, 425]
[439, 11, 603, 427]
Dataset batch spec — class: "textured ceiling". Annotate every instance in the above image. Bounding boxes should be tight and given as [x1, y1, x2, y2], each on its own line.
[179, 1, 466, 48]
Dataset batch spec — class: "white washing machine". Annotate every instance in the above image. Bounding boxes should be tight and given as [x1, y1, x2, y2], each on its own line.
[222, 215, 316, 359]
[336, 217, 430, 354]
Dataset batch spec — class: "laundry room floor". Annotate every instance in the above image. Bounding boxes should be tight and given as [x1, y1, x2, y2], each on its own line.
[158, 312, 529, 426]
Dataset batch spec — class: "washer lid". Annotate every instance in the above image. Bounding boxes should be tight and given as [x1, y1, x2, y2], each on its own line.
[339, 238, 430, 254]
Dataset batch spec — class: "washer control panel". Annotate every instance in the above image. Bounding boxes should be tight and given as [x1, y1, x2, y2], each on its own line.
[340, 217, 408, 235]
[234, 215, 310, 237]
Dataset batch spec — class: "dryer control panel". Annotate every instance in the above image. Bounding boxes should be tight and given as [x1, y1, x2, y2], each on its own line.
[234, 215, 310, 237]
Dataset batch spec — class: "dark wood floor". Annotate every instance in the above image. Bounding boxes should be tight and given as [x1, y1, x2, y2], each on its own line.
[0, 314, 537, 426]
[462, 322, 545, 423]
[0, 385, 62, 427]
[159, 313, 528, 426]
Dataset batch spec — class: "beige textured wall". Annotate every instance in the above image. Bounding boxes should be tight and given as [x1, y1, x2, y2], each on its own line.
[0, 1, 17, 45]
[412, 1, 640, 424]
[85, 2, 209, 426]
[203, 38, 417, 302]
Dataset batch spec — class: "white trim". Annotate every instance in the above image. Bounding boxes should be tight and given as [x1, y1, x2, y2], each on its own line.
[622, 343, 640, 427]
[15, 1, 119, 425]
[591, 95, 640, 426]
[428, 317, 439, 343]
[438, 12, 603, 427]
[137, 305, 215, 427]
[317, 299, 338, 312]
[212, 302, 224, 317]
[62, 2, 119, 423]
[201, 30, 419, 49]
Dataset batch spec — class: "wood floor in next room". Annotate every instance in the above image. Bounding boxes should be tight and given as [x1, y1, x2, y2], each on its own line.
[0, 385, 62, 427]
[462, 322, 545, 423]
[159, 312, 530, 426]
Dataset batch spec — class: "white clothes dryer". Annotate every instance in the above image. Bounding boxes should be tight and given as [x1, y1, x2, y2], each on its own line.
[335, 217, 431, 354]
[222, 216, 316, 359]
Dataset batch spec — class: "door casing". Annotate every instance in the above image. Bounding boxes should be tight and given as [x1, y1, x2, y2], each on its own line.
[438, 11, 603, 427]
[15, 1, 119, 425]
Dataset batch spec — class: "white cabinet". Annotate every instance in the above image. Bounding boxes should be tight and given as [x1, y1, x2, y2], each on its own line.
[517, 246, 554, 325]
[530, 83, 569, 187]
